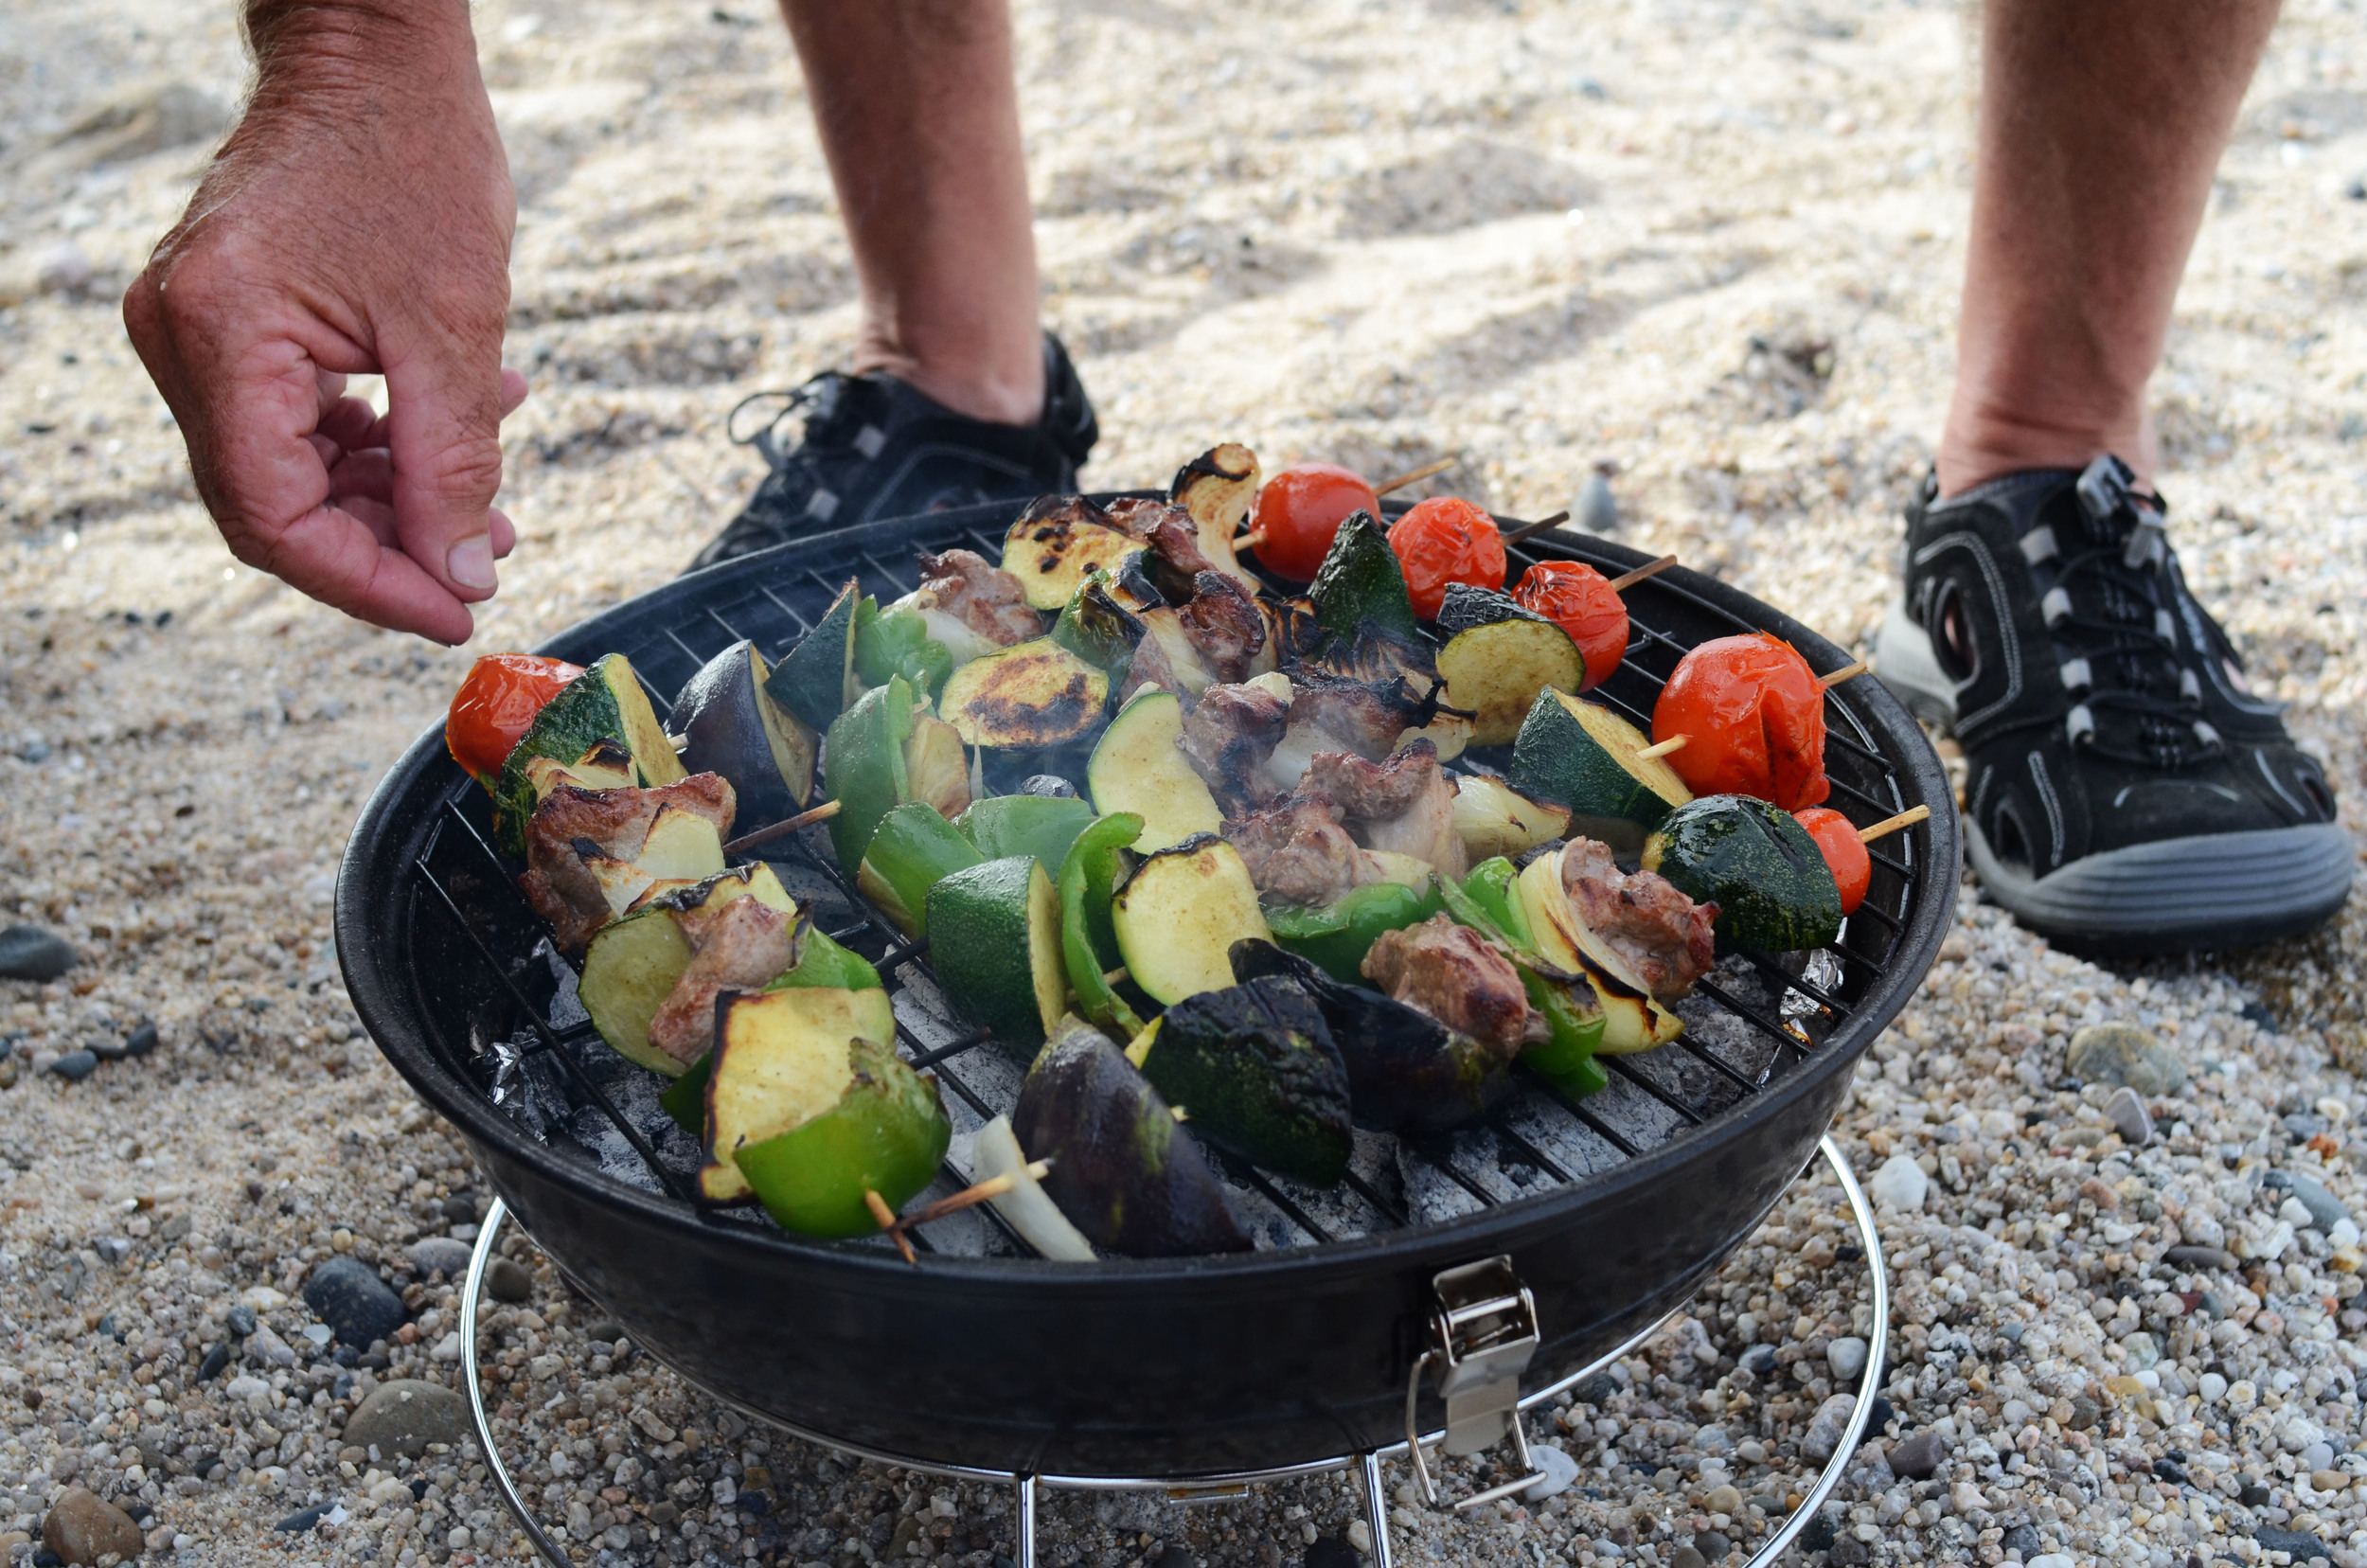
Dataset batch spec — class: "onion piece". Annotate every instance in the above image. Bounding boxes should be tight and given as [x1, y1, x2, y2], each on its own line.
[972, 1114, 1095, 1262]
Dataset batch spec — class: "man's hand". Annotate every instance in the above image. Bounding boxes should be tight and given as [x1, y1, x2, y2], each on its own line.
[126, 0, 524, 644]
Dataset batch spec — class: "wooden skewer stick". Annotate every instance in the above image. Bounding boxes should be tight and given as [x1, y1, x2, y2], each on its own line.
[1501, 510, 1572, 546]
[1102, 967, 1130, 987]
[1858, 804, 1931, 844]
[1818, 657, 1872, 689]
[1607, 555, 1680, 593]
[1372, 456, 1458, 497]
[721, 797, 843, 857]
[871, 1161, 1057, 1264]
[1235, 528, 1267, 552]
[1634, 735, 1688, 760]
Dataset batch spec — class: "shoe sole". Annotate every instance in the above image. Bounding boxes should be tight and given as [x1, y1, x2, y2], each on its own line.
[1880, 599, 2354, 950]
[1967, 820, 2353, 953]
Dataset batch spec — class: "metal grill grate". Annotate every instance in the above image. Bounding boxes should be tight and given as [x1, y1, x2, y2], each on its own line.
[397, 511, 1931, 1258]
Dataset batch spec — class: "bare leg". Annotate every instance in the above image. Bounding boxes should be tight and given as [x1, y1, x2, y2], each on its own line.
[1936, 0, 2280, 495]
[780, 0, 1043, 426]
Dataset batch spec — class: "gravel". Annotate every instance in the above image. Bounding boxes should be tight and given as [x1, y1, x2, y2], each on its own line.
[6, 0, 2366, 1563]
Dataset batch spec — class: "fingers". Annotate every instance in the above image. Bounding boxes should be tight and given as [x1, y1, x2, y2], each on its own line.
[379, 276, 511, 602]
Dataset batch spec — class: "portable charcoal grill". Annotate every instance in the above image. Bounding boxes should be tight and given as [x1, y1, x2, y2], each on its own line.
[336, 496, 1957, 1566]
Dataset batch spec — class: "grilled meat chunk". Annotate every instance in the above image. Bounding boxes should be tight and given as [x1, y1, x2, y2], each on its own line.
[1176, 570, 1267, 684]
[1307, 741, 1468, 880]
[1361, 914, 1535, 1055]
[518, 775, 737, 952]
[1180, 680, 1292, 813]
[1223, 793, 1387, 907]
[1262, 673, 1446, 793]
[1561, 836, 1717, 1000]
[915, 548, 1042, 646]
[646, 897, 804, 1065]
[1104, 497, 1218, 579]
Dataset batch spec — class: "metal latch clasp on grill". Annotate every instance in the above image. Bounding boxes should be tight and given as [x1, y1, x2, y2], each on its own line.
[1402, 1256, 1546, 1510]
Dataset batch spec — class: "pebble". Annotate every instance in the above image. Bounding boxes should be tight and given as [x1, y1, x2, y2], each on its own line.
[2102, 1084, 2153, 1144]
[2026, 1555, 2075, 1568]
[2165, 1243, 2241, 1272]
[224, 1303, 257, 1337]
[45, 1050, 97, 1082]
[2000, 1523, 2043, 1557]
[122, 1018, 158, 1056]
[2064, 1022, 2186, 1095]
[1800, 1393, 1857, 1461]
[0, 924, 77, 981]
[1667, 1546, 1707, 1568]
[405, 1237, 473, 1278]
[2303, 1440, 2335, 1472]
[1866, 1152, 1927, 1211]
[1522, 1442, 1579, 1501]
[1694, 1529, 1732, 1558]
[2286, 1171, 2352, 1230]
[485, 1256, 534, 1302]
[1575, 469, 1619, 534]
[302, 1256, 406, 1346]
[245, 1322, 296, 1367]
[340, 1379, 469, 1458]
[195, 1344, 229, 1381]
[275, 1504, 330, 1533]
[1884, 1430, 1948, 1480]
[2200, 1371, 2230, 1403]
[40, 1488, 144, 1566]
[2255, 1526, 2334, 1560]
[1825, 1334, 1867, 1381]
[1301, 1539, 1357, 1568]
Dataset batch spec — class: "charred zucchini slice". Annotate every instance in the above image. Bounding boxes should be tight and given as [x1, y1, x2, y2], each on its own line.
[1515, 850, 1684, 1054]
[580, 863, 798, 1076]
[491, 653, 684, 856]
[1451, 774, 1571, 862]
[698, 983, 899, 1203]
[1012, 1016, 1251, 1256]
[1510, 688, 1693, 838]
[1308, 510, 1419, 645]
[938, 637, 1111, 749]
[1085, 688, 1224, 853]
[522, 738, 637, 804]
[765, 579, 862, 732]
[672, 639, 817, 825]
[1112, 835, 1273, 1006]
[856, 802, 984, 938]
[925, 856, 1067, 1059]
[1135, 977, 1353, 1186]
[734, 1036, 951, 1238]
[1002, 498, 1147, 611]
[1434, 590, 1585, 746]
[1642, 794, 1842, 953]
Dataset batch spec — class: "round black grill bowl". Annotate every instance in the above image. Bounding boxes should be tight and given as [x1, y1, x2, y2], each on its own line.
[338, 499, 1957, 1479]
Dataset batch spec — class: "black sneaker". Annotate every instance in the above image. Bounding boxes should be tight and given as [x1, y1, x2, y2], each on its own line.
[1876, 455, 2350, 953]
[687, 333, 1099, 572]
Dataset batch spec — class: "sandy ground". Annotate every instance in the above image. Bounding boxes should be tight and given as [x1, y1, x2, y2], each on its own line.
[4, 0, 2367, 1564]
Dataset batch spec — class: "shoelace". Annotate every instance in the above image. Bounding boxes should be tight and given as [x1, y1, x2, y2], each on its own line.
[2047, 457, 2220, 771]
[724, 373, 850, 472]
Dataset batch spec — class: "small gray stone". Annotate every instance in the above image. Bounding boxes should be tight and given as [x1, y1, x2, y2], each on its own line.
[1999, 1522, 2043, 1557]
[583, 1318, 626, 1345]
[1668, 1547, 1707, 1568]
[485, 1256, 534, 1303]
[246, 1324, 297, 1368]
[123, 1019, 158, 1057]
[92, 1237, 131, 1265]
[341, 1379, 468, 1459]
[225, 1303, 258, 1337]
[302, 1256, 406, 1346]
[1522, 1442, 1579, 1501]
[2254, 1526, 2333, 1562]
[2122, 1331, 2160, 1370]
[1826, 1336, 1868, 1381]
[1866, 1153, 1927, 1211]
[42, 1486, 145, 1565]
[1575, 470, 1620, 534]
[2102, 1085, 2153, 1145]
[1693, 1532, 1732, 1560]
[2066, 1395, 2100, 1430]
[406, 1237, 473, 1278]
[2286, 1172, 2351, 1231]
[0, 925, 78, 981]
[2164, 1244, 2240, 1273]
[2302, 1440, 2335, 1473]
[2065, 1023, 2185, 1096]
[1885, 1429, 1948, 1480]
[1737, 1344, 1777, 1377]
[1801, 1393, 1857, 1462]
[47, 1049, 98, 1081]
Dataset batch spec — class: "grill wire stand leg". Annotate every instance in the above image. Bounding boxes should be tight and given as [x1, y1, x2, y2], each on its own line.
[464, 1135, 1884, 1568]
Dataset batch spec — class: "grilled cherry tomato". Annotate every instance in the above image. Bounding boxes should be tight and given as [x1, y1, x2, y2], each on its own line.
[1650, 632, 1829, 810]
[1249, 463, 1380, 582]
[1512, 561, 1627, 690]
[1387, 496, 1504, 619]
[447, 652, 584, 785]
[1793, 807, 1869, 916]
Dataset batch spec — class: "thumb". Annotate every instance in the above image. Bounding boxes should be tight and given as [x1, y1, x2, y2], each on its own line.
[382, 309, 510, 603]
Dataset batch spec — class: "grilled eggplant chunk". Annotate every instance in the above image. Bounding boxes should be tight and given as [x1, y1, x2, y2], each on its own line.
[671, 639, 817, 826]
[1133, 977, 1353, 1186]
[1012, 1017, 1251, 1256]
[1229, 939, 1516, 1133]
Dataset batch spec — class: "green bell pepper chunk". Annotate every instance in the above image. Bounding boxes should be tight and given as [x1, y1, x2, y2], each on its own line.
[733, 1038, 952, 1238]
[823, 676, 914, 871]
[1058, 811, 1144, 1034]
[853, 598, 954, 697]
[1264, 881, 1446, 984]
[957, 793, 1097, 872]
[859, 801, 987, 937]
